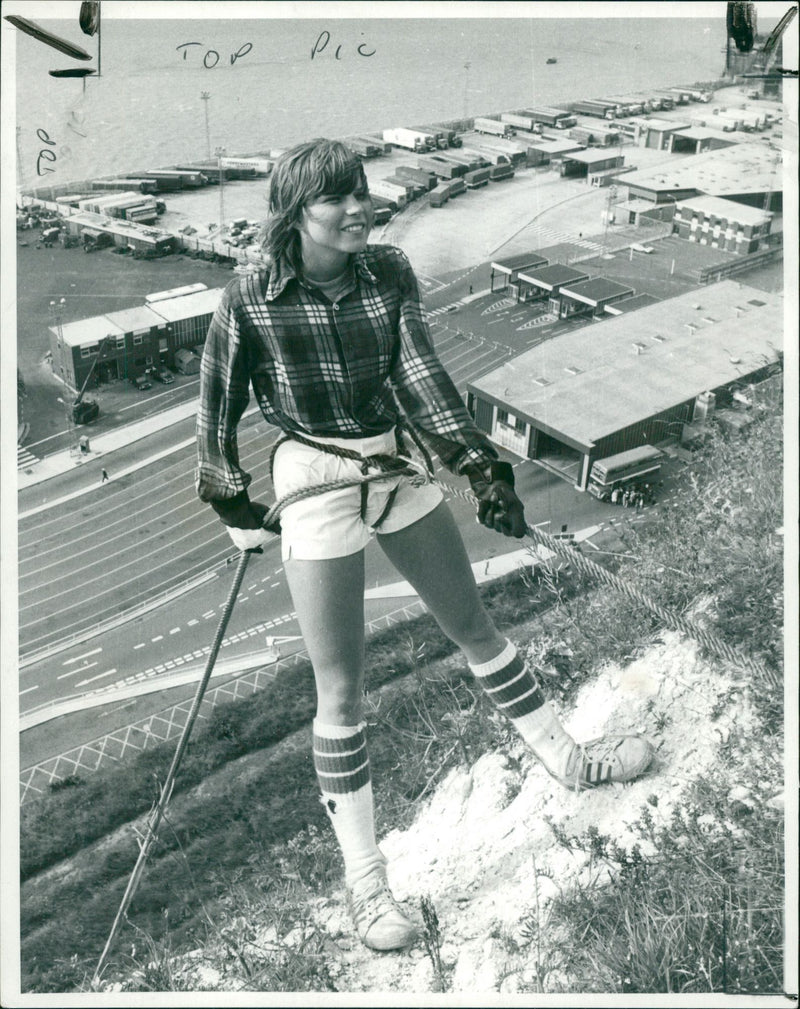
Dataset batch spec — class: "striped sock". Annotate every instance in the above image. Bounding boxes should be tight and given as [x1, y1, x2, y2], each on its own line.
[469, 640, 576, 777]
[313, 720, 385, 889]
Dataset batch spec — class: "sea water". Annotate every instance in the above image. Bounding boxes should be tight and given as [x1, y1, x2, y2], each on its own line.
[13, 14, 727, 188]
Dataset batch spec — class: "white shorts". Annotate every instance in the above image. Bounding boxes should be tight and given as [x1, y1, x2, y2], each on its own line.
[272, 429, 444, 561]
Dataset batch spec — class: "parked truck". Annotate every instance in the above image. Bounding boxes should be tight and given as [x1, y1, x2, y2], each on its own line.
[369, 179, 410, 207]
[489, 162, 515, 181]
[521, 107, 577, 129]
[382, 127, 435, 152]
[572, 99, 616, 119]
[411, 125, 448, 149]
[418, 126, 462, 147]
[444, 150, 490, 171]
[344, 137, 383, 157]
[395, 165, 439, 190]
[90, 178, 160, 194]
[500, 112, 542, 134]
[429, 183, 450, 208]
[464, 167, 491, 189]
[418, 155, 467, 179]
[473, 117, 516, 138]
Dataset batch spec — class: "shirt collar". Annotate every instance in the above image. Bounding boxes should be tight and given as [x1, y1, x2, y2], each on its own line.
[265, 250, 378, 301]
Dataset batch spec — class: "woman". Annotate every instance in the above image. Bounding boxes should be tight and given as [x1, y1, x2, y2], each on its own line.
[196, 139, 653, 952]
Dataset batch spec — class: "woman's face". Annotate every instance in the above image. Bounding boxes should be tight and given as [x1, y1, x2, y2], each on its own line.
[298, 184, 374, 269]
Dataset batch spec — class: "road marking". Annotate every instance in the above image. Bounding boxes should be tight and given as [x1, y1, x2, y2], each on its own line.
[239, 596, 249, 603]
[62, 647, 102, 666]
[255, 589, 265, 595]
[169, 627, 181, 635]
[134, 642, 146, 650]
[58, 662, 98, 679]
[19, 685, 39, 696]
[270, 582, 280, 588]
[76, 668, 118, 687]
[187, 618, 199, 627]
[152, 635, 163, 642]
[203, 610, 215, 618]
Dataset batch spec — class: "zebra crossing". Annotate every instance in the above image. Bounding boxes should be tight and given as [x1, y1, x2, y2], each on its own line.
[519, 222, 605, 252]
[17, 445, 39, 471]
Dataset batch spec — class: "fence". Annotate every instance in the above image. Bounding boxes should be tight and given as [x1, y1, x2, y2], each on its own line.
[697, 241, 784, 284]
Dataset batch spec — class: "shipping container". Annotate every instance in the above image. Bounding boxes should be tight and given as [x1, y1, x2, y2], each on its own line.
[444, 150, 490, 171]
[473, 117, 516, 138]
[219, 156, 273, 175]
[464, 167, 491, 188]
[370, 194, 398, 213]
[372, 206, 392, 225]
[369, 179, 409, 207]
[445, 177, 466, 197]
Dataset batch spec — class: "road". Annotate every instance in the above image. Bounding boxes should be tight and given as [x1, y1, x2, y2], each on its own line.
[18, 284, 631, 740]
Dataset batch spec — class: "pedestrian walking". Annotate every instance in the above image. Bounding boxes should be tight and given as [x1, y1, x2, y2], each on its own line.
[610, 487, 619, 505]
[100, 467, 109, 483]
[469, 284, 473, 295]
[196, 138, 653, 953]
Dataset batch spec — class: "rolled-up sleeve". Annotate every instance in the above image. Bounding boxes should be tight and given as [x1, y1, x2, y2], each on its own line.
[389, 252, 497, 475]
[195, 282, 253, 503]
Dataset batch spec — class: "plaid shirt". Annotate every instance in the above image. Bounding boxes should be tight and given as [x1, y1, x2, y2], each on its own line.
[196, 244, 497, 505]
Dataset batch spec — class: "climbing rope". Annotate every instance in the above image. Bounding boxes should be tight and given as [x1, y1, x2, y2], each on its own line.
[94, 443, 779, 983]
[263, 451, 780, 691]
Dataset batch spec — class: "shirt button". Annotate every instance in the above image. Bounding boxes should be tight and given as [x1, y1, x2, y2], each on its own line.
[333, 303, 339, 311]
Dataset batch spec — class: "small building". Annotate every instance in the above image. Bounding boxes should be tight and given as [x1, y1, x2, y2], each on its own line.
[613, 197, 676, 225]
[668, 126, 738, 155]
[174, 348, 201, 375]
[557, 278, 634, 319]
[516, 264, 589, 307]
[633, 117, 691, 149]
[525, 138, 585, 167]
[489, 253, 549, 295]
[560, 149, 625, 180]
[465, 281, 782, 488]
[672, 195, 772, 254]
[623, 175, 699, 205]
[47, 288, 225, 389]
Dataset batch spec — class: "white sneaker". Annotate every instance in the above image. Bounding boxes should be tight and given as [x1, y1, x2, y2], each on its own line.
[348, 870, 419, 951]
[552, 734, 655, 791]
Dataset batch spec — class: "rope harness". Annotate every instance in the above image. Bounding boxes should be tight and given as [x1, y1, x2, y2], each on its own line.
[93, 431, 780, 985]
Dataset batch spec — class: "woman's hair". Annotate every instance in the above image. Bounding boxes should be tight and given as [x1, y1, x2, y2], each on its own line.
[262, 138, 368, 271]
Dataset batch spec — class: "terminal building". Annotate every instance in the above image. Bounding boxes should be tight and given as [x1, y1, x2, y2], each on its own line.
[465, 281, 782, 488]
[49, 285, 224, 390]
[672, 195, 773, 254]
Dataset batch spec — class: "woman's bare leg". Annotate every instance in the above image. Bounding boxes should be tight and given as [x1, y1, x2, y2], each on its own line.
[377, 501, 505, 664]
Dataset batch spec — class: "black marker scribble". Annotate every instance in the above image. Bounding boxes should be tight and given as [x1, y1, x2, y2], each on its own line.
[36, 128, 57, 175]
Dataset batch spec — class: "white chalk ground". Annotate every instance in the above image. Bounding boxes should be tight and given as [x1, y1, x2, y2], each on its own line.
[159, 630, 779, 996]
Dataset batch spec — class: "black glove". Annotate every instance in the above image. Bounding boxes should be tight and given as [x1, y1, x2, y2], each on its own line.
[210, 490, 281, 535]
[466, 461, 527, 538]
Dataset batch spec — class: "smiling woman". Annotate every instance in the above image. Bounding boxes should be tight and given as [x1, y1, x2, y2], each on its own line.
[194, 136, 653, 956]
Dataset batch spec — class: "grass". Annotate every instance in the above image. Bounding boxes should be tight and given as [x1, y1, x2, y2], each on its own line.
[19, 387, 786, 994]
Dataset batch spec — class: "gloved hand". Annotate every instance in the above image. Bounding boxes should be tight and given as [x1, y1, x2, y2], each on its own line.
[466, 461, 527, 538]
[210, 492, 281, 552]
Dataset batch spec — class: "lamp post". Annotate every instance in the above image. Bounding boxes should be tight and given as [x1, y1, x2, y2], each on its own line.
[463, 62, 471, 122]
[215, 145, 226, 233]
[201, 91, 211, 161]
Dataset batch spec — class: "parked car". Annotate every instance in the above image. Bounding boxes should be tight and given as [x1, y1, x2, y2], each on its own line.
[153, 366, 174, 384]
[131, 374, 152, 391]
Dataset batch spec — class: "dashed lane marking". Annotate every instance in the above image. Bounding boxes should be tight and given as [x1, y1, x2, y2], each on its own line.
[58, 662, 98, 679]
[62, 647, 102, 665]
[134, 642, 146, 650]
[169, 627, 180, 635]
[152, 635, 163, 642]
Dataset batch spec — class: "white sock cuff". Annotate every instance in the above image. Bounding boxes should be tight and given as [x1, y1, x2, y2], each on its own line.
[313, 719, 366, 740]
[469, 639, 517, 678]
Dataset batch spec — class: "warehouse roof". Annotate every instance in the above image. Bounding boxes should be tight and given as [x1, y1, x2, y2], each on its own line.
[637, 116, 691, 132]
[103, 305, 168, 333]
[148, 287, 225, 322]
[674, 194, 772, 225]
[51, 315, 125, 349]
[468, 281, 783, 448]
[559, 278, 633, 305]
[517, 264, 588, 290]
[563, 149, 625, 165]
[528, 138, 585, 155]
[622, 141, 782, 198]
[673, 126, 738, 143]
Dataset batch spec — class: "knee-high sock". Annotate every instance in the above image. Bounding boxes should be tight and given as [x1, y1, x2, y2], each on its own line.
[469, 640, 576, 776]
[313, 720, 385, 889]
